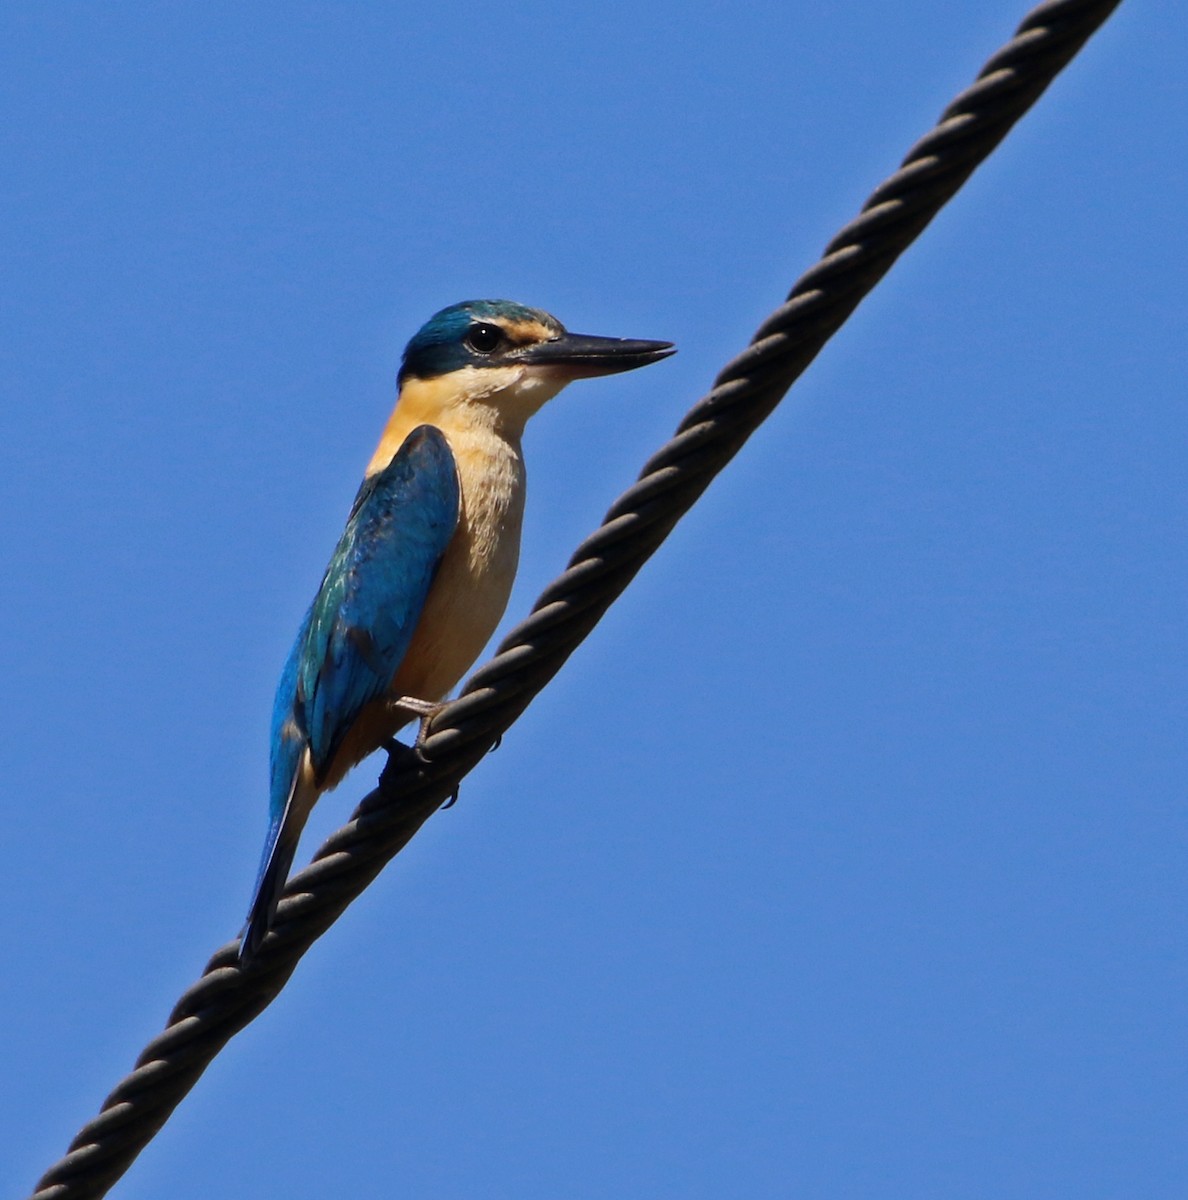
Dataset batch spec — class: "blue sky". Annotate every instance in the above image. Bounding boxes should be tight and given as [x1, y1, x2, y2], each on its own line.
[3, 3, 1184, 1198]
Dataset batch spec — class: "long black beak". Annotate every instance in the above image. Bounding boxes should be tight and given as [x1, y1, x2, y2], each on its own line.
[515, 332, 676, 377]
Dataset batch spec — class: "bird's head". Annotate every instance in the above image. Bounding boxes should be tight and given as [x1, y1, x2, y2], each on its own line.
[396, 300, 675, 433]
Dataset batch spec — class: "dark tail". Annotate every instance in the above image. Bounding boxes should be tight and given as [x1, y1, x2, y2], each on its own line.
[238, 820, 302, 967]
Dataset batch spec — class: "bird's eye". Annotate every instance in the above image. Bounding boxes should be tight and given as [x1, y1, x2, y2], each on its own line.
[466, 323, 504, 354]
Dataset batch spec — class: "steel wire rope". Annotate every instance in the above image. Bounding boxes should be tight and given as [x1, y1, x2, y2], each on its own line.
[29, 1, 1122, 1196]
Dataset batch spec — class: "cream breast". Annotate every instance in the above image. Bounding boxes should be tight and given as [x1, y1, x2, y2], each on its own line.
[366, 366, 569, 709]
[388, 419, 526, 703]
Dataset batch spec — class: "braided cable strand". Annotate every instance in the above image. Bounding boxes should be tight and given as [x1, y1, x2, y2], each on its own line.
[30, 2, 1122, 1196]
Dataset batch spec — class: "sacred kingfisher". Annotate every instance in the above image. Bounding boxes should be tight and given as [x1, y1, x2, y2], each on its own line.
[240, 299, 674, 964]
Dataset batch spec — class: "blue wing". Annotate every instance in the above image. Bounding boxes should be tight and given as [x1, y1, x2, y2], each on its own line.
[296, 425, 460, 778]
[241, 425, 459, 963]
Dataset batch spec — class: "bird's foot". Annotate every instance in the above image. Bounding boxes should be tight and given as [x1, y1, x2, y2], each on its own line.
[389, 695, 446, 749]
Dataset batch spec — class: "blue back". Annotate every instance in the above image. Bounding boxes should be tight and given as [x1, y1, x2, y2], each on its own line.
[269, 425, 460, 822]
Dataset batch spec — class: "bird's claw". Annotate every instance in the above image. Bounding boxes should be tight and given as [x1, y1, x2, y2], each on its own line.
[388, 695, 446, 749]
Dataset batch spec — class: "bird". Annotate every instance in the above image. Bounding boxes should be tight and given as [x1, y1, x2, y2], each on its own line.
[239, 299, 675, 965]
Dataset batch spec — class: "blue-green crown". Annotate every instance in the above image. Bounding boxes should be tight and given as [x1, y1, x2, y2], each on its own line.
[398, 299, 563, 385]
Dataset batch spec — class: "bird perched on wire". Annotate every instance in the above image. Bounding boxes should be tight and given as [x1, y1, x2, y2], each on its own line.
[239, 299, 674, 965]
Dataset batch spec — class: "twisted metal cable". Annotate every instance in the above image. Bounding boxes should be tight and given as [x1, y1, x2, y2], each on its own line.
[30, 2, 1122, 1196]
